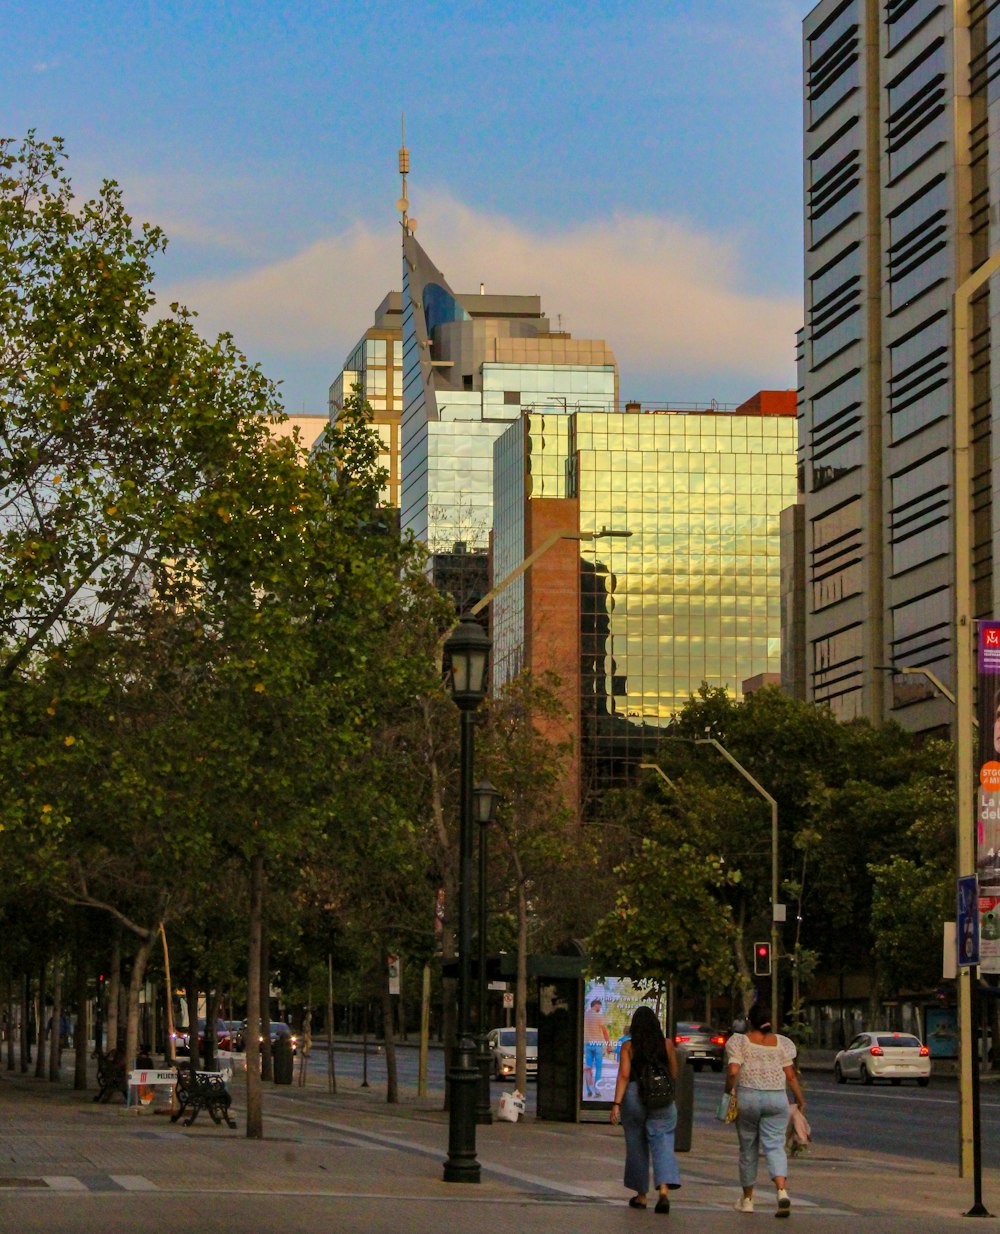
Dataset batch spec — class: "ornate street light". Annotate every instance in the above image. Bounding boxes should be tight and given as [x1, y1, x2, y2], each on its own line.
[473, 778, 500, 1125]
[442, 617, 490, 1183]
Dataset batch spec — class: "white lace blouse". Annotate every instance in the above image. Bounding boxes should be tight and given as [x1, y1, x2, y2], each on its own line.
[725, 1033, 796, 1091]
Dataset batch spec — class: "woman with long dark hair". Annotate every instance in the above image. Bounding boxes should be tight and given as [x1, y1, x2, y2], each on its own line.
[610, 1004, 680, 1212]
[724, 1000, 806, 1216]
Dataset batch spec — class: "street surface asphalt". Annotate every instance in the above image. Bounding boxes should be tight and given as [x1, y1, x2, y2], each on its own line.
[0, 1044, 997, 1233]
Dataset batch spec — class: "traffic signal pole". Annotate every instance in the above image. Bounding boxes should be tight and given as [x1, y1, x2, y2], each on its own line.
[696, 739, 780, 1030]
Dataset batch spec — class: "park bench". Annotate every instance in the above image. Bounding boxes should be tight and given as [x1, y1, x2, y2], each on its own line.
[171, 1065, 236, 1128]
[93, 1050, 128, 1104]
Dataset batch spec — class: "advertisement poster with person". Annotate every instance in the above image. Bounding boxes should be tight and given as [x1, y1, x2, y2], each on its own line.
[580, 977, 666, 1107]
[978, 622, 1000, 972]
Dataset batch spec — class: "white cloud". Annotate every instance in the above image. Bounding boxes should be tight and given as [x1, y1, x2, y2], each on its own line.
[158, 190, 799, 397]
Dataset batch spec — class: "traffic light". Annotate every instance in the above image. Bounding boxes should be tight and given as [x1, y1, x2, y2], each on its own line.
[753, 942, 771, 977]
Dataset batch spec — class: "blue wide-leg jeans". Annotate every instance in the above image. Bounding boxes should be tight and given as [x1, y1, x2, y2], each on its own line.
[621, 1081, 681, 1194]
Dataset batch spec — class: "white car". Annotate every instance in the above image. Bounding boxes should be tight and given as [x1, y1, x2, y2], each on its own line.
[834, 1031, 930, 1086]
[488, 1027, 538, 1080]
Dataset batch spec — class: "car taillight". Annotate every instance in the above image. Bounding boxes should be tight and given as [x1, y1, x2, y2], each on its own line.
[710, 1035, 726, 1046]
[919, 1045, 930, 1057]
[869, 1045, 883, 1056]
[675, 1035, 690, 1043]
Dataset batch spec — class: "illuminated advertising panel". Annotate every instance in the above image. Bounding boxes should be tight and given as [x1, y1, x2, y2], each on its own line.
[581, 977, 665, 1108]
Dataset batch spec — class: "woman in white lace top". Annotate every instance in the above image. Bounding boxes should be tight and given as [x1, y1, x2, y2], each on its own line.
[724, 1001, 806, 1217]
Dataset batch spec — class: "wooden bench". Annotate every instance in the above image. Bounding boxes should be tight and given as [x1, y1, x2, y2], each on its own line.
[93, 1051, 128, 1104]
[171, 1066, 236, 1128]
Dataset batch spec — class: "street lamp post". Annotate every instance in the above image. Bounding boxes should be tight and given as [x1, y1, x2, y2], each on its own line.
[954, 248, 1000, 1206]
[442, 617, 491, 1184]
[639, 762, 679, 792]
[695, 738, 780, 1031]
[474, 779, 500, 1125]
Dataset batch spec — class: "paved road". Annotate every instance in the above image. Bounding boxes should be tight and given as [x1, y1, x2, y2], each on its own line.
[318, 1044, 1000, 1171]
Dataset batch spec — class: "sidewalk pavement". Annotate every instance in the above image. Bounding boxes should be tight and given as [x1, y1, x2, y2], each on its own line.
[0, 1053, 994, 1234]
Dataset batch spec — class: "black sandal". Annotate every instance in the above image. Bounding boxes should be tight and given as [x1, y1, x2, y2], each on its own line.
[655, 1197, 670, 1214]
[629, 1197, 647, 1209]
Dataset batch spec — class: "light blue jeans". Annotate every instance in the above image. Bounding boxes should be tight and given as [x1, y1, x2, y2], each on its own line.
[621, 1081, 681, 1193]
[735, 1087, 790, 1187]
[585, 1041, 604, 1086]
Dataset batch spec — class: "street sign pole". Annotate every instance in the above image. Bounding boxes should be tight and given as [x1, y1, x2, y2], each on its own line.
[958, 873, 989, 1217]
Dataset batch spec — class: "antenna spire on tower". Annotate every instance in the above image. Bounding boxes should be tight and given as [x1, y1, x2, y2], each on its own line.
[397, 114, 410, 231]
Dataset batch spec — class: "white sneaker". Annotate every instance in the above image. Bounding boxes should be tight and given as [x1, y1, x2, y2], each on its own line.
[735, 1195, 754, 1213]
[776, 1188, 791, 1217]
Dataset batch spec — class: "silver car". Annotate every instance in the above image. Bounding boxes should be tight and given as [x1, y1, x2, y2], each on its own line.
[834, 1031, 930, 1086]
[673, 1021, 727, 1072]
[488, 1027, 538, 1079]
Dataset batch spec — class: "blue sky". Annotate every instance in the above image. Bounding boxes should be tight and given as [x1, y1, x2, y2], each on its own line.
[4, 0, 811, 414]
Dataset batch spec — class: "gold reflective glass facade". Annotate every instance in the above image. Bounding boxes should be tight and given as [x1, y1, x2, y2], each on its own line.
[493, 408, 797, 795]
[575, 412, 797, 727]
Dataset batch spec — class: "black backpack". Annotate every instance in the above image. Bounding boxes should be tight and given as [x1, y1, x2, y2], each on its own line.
[638, 1055, 675, 1110]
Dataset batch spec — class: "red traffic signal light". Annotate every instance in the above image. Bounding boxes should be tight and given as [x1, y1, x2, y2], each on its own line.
[753, 942, 772, 976]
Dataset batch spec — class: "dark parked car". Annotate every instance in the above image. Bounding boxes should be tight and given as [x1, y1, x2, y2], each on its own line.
[236, 1019, 298, 1055]
[673, 1021, 727, 1072]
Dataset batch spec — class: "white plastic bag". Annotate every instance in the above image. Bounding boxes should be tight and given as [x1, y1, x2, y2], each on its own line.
[497, 1089, 526, 1122]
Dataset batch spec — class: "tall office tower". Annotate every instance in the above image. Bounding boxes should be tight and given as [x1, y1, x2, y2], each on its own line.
[328, 293, 404, 509]
[400, 223, 618, 603]
[800, 1, 995, 734]
[493, 394, 797, 813]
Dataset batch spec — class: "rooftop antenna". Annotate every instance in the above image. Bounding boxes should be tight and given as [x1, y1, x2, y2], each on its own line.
[397, 115, 417, 235]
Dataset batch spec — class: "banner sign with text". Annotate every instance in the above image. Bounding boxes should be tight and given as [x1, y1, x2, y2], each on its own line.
[977, 622, 1000, 972]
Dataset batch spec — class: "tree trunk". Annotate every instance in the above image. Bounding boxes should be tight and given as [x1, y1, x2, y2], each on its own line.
[48, 954, 62, 1081]
[74, 946, 89, 1090]
[185, 973, 201, 1071]
[20, 972, 30, 1072]
[124, 933, 154, 1069]
[107, 929, 121, 1053]
[733, 903, 753, 1016]
[6, 978, 15, 1072]
[867, 959, 882, 1027]
[35, 960, 46, 1078]
[203, 988, 217, 1071]
[326, 954, 337, 1095]
[381, 966, 398, 1104]
[259, 920, 273, 1083]
[515, 870, 529, 1093]
[418, 962, 430, 1098]
[245, 853, 264, 1139]
[422, 696, 457, 1105]
[159, 925, 177, 1064]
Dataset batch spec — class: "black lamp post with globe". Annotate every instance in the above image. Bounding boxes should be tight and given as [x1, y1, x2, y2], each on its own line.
[442, 617, 491, 1184]
[473, 778, 500, 1125]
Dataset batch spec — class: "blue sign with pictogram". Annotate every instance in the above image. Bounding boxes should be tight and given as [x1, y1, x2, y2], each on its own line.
[958, 875, 981, 967]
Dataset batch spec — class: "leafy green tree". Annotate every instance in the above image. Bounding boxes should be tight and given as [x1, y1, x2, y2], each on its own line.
[479, 671, 579, 1089]
[599, 684, 956, 1025]
[0, 138, 438, 1133]
[0, 133, 288, 675]
[587, 800, 736, 995]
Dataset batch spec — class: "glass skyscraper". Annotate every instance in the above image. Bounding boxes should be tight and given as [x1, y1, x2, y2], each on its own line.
[493, 396, 797, 803]
[399, 224, 617, 602]
[799, 1, 1000, 735]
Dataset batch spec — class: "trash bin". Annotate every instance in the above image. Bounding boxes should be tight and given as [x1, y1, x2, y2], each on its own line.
[272, 1033, 293, 1085]
[674, 1048, 694, 1152]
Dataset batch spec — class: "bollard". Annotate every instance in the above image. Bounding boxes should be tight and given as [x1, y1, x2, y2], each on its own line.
[674, 1048, 694, 1153]
[272, 1032, 294, 1085]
